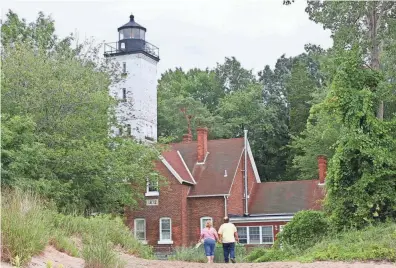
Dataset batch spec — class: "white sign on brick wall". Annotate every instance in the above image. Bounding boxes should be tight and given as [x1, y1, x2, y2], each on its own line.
[146, 199, 159, 206]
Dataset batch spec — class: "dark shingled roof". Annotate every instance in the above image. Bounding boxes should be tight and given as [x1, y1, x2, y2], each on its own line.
[249, 180, 325, 214]
[163, 138, 244, 196]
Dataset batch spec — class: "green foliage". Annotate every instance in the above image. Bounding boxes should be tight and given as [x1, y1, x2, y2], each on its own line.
[50, 233, 79, 257]
[245, 247, 293, 262]
[1, 11, 162, 214]
[82, 238, 126, 268]
[169, 247, 207, 263]
[278, 210, 329, 251]
[1, 189, 52, 266]
[247, 222, 396, 263]
[170, 244, 246, 263]
[299, 223, 396, 262]
[323, 49, 396, 229]
[1, 189, 153, 267]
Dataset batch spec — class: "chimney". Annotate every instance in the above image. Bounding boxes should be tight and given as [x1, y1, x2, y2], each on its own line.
[182, 134, 192, 143]
[197, 128, 208, 163]
[317, 155, 327, 184]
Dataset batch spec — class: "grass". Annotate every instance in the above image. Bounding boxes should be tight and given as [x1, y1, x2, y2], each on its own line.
[1, 189, 153, 267]
[169, 244, 247, 263]
[246, 222, 396, 263]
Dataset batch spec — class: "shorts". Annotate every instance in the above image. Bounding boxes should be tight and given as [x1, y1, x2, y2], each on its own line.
[203, 238, 216, 256]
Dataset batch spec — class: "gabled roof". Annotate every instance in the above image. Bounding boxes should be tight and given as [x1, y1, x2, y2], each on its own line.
[161, 138, 247, 196]
[161, 151, 195, 185]
[248, 180, 325, 215]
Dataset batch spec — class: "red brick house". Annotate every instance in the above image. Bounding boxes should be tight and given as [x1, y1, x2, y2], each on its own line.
[126, 127, 326, 250]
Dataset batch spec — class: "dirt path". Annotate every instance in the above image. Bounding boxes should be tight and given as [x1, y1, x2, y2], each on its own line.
[1, 247, 395, 268]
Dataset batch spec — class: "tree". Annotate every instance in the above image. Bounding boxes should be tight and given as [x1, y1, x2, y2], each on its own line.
[306, 1, 396, 120]
[215, 57, 256, 93]
[323, 49, 396, 228]
[1, 11, 161, 214]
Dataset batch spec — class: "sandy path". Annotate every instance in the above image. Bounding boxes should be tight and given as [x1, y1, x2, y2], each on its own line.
[1, 247, 394, 268]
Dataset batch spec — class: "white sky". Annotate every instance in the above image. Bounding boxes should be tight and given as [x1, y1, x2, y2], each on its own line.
[2, 0, 332, 77]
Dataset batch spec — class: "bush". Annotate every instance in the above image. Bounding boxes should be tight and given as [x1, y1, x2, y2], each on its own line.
[245, 247, 294, 262]
[278, 210, 329, 250]
[299, 222, 396, 262]
[50, 232, 80, 257]
[1, 189, 53, 266]
[247, 221, 396, 263]
[1, 189, 153, 267]
[169, 247, 207, 263]
[82, 238, 125, 268]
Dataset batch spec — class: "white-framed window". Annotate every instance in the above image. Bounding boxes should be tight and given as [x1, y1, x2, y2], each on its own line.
[261, 226, 274, 244]
[145, 178, 159, 197]
[236, 226, 274, 245]
[249, 226, 260, 244]
[237, 227, 248, 244]
[158, 217, 173, 244]
[200, 216, 213, 230]
[134, 218, 146, 243]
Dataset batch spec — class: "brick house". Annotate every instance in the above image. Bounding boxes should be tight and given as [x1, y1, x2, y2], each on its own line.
[126, 127, 326, 250]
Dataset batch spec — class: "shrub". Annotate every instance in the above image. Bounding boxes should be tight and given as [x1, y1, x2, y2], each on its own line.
[50, 232, 80, 257]
[1, 189, 53, 265]
[300, 222, 396, 262]
[170, 243, 246, 263]
[169, 247, 207, 263]
[82, 238, 125, 268]
[278, 210, 329, 250]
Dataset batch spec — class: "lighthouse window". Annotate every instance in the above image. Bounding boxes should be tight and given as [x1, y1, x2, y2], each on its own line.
[121, 29, 131, 39]
[122, 62, 126, 73]
[122, 88, 127, 101]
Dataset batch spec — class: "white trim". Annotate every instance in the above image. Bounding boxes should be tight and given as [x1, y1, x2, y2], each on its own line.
[187, 194, 229, 198]
[196, 152, 210, 165]
[230, 215, 293, 223]
[228, 149, 245, 195]
[157, 240, 174, 244]
[159, 217, 172, 244]
[145, 178, 159, 196]
[160, 156, 195, 185]
[134, 218, 146, 242]
[236, 225, 274, 245]
[145, 191, 159, 197]
[200, 216, 213, 230]
[247, 140, 261, 183]
[177, 150, 196, 184]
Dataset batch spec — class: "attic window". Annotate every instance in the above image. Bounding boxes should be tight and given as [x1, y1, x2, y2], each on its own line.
[146, 178, 159, 197]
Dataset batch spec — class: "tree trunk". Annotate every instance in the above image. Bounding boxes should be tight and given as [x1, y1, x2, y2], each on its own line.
[368, 2, 384, 120]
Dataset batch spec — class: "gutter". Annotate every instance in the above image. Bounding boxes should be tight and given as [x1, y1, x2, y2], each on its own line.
[230, 215, 294, 223]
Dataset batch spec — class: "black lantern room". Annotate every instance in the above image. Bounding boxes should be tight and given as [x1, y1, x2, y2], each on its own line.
[118, 15, 146, 42]
[104, 14, 159, 61]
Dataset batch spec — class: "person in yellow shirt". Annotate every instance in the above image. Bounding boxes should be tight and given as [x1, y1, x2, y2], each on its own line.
[218, 216, 239, 263]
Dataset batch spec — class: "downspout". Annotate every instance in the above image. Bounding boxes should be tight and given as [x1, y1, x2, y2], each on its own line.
[243, 129, 249, 216]
[224, 195, 228, 217]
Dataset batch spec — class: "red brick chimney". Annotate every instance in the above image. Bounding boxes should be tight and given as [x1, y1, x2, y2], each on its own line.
[182, 134, 192, 143]
[317, 155, 327, 184]
[197, 128, 208, 163]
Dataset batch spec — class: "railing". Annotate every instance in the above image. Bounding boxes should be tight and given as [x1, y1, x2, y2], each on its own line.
[103, 40, 159, 59]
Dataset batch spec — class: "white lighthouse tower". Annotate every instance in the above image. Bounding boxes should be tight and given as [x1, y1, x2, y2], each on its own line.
[104, 14, 160, 142]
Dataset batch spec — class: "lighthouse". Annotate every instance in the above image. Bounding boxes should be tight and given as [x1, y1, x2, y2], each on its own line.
[104, 14, 160, 142]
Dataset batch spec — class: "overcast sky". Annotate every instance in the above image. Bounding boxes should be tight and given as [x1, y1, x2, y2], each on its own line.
[2, 0, 333, 77]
